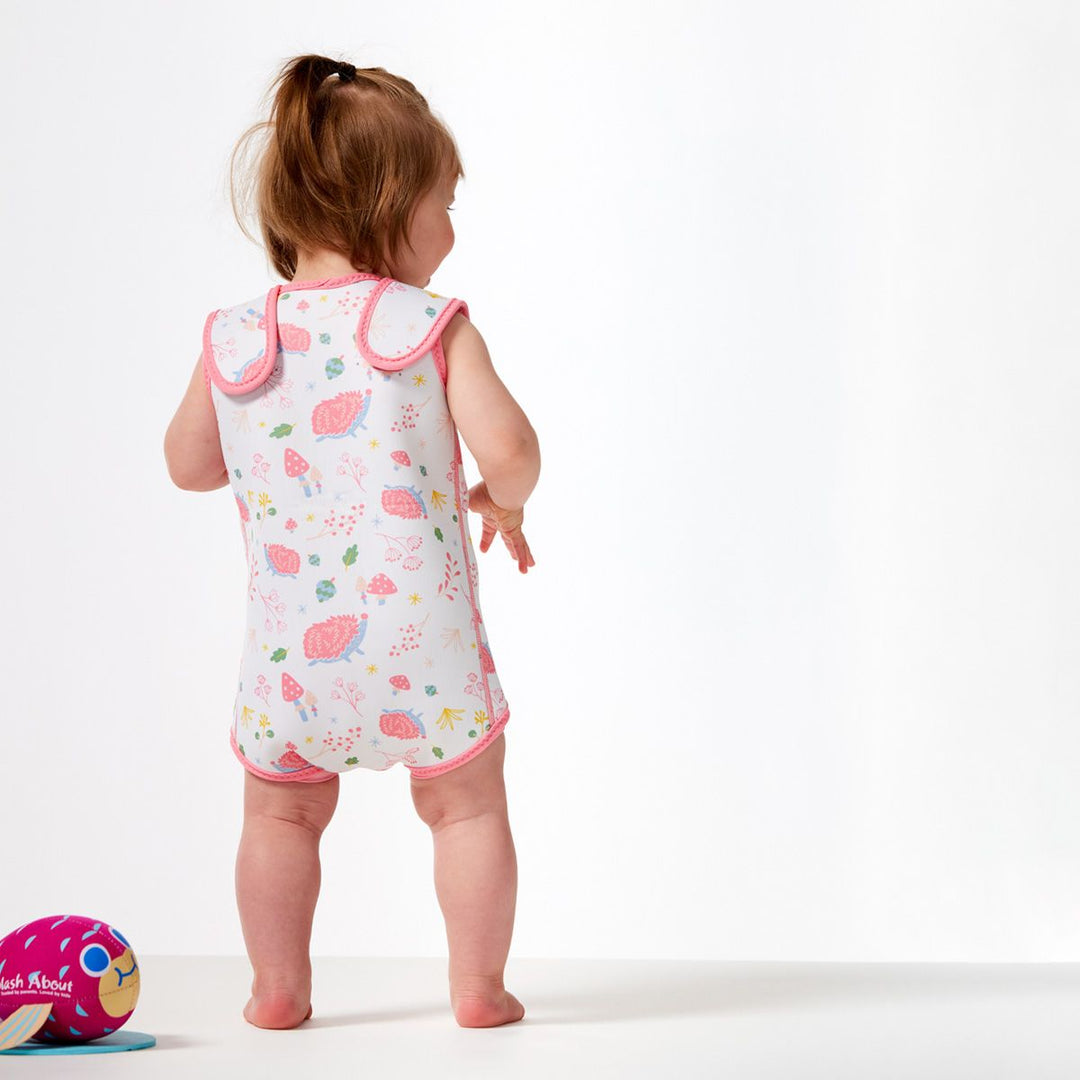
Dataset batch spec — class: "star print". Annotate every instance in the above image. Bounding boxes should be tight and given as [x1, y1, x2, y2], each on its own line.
[306, 380, 317, 391]
[369, 736, 381, 747]
[372, 515, 383, 527]
[369, 438, 380, 448]
[297, 604, 307, 614]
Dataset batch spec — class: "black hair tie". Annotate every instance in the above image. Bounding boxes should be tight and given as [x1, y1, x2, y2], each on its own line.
[336, 62, 356, 82]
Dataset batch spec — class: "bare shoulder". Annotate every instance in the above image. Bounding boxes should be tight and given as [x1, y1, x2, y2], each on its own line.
[442, 311, 493, 374]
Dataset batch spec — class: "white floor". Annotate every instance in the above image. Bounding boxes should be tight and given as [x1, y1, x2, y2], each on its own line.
[3, 957, 1080, 1078]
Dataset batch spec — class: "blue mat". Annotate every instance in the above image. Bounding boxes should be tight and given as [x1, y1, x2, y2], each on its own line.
[0, 1030, 156, 1055]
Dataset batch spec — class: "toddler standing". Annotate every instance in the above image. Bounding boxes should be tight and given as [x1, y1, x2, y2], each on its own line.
[163, 53, 540, 1031]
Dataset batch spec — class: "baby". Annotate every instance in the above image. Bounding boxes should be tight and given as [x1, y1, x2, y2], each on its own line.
[163, 54, 540, 1031]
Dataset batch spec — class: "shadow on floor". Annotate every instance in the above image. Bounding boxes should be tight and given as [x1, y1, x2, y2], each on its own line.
[516, 962, 1080, 1025]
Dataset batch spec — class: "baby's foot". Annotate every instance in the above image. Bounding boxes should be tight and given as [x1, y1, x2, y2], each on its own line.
[243, 989, 313, 1030]
[451, 988, 526, 1028]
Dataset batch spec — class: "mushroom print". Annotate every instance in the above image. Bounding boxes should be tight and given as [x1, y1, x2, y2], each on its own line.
[284, 447, 314, 497]
[281, 672, 312, 721]
[361, 572, 398, 605]
[205, 277, 512, 778]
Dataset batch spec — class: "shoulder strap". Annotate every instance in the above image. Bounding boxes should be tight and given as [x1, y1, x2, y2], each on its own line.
[202, 286, 281, 396]
[355, 279, 470, 371]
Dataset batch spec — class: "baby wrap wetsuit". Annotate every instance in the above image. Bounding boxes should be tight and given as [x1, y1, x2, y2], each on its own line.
[201, 271, 511, 781]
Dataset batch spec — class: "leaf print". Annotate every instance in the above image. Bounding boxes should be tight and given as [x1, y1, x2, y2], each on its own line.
[343, 544, 358, 570]
[437, 551, 462, 600]
[437, 707, 465, 731]
[441, 626, 464, 651]
[270, 423, 294, 438]
[430, 489, 447, 512]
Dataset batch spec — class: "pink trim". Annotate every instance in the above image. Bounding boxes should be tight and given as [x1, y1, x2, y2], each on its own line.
[432, 336, 448, 387]
[203, 286, 281, 398]
[281, 271, 383, 292]
[201, 346, 212, 397]
[407, 707, 510, 779]
[356, 281, 471, 371]
[230, 728, 338, 784]
[449, 445, 496, 724]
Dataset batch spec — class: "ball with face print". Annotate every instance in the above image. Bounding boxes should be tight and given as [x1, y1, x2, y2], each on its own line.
[0, 915, 140, 1043]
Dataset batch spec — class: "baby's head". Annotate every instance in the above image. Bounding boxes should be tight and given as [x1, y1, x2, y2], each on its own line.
[230, 53, 463, 287]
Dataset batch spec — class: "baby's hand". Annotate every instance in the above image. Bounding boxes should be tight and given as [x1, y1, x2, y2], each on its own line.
[466, 481, 535, 574]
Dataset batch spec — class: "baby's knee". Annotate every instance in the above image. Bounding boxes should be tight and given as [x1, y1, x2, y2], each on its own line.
[409, 735, 507, 829]
[243, 770, 340, 835]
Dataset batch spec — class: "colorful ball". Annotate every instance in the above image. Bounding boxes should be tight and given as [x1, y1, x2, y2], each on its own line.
[0, 915, 140, 1044]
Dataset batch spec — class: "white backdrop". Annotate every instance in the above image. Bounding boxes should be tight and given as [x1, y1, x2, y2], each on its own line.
[2, 0, 1077, 961]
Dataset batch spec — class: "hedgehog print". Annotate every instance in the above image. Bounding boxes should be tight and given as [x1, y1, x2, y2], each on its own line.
[312, 389, 373, 440]
[303, 612, 370, 665]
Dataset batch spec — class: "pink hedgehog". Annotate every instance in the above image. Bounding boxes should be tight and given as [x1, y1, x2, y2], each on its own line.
[312, 389, 373, 440]
[277, 322, 311, 354]
[382, 484, 428, 519]
[270, 741, 316, 773]
[379, 707, 428, 739]
[303, 612, 369, 665]
[264, 542, 301, 578]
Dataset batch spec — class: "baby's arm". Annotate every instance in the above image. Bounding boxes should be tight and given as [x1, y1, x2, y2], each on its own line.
[164, 354, 229, 491]
[443, 313, 540, 511]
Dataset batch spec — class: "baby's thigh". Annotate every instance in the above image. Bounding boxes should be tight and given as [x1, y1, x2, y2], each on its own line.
[409, 732, 508, 828]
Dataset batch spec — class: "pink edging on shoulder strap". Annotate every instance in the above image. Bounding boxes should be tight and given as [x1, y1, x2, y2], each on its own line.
[202, 285, 281, 396]
[355, 277, 471, 371]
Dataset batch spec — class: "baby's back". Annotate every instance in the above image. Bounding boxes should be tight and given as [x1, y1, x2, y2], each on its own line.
[202, 272, 511, 781]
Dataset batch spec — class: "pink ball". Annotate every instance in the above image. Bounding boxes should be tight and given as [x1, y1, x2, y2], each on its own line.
[0, 915, 140, 1044]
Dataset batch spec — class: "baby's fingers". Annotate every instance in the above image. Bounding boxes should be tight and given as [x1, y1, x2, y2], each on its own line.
[478, 516, 497, 553]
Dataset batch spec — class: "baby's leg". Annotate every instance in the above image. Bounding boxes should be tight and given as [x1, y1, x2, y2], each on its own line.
[235, 769, 340, 1029]
[409, 732, 525, 1027]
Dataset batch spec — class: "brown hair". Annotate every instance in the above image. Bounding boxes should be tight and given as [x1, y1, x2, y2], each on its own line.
[228, 53, 464, 281]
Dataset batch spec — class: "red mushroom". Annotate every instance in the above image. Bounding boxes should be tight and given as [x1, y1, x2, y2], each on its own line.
[364, 572, 398, 606]
[284, 447, 313, 497]
[390, 450, 411, 471]
[389, 674, 410, 696]
[282, 672, 313, 722]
